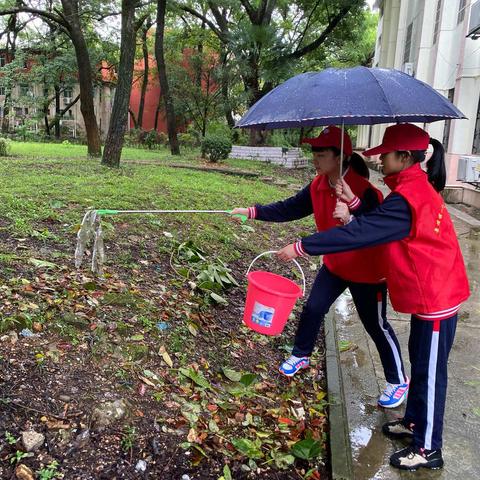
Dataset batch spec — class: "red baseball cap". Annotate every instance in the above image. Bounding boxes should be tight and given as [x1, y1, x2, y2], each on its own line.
[302, 125, 353, 156]
[363, 123, 430, 157]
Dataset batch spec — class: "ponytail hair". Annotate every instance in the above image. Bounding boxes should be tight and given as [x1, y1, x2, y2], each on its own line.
[346, 152, 370, 179]
[399, 138, 446, 192]
[426, 138, 446, 192]
[327, 146, 370, 179]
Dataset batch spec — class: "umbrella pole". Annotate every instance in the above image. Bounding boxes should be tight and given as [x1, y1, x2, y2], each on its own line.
[339, 120, 345, 179]
[333, 121, 346, 226]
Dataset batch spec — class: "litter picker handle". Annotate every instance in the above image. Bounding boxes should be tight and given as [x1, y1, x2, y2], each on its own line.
[246, 250, 306, 296]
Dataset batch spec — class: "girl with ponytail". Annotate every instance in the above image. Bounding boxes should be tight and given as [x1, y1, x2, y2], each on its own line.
[231, 125, 409, 410]
[276, 123, 470, 472]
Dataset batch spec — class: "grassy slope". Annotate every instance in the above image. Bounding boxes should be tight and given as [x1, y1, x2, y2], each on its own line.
[0, 142, 314, 261]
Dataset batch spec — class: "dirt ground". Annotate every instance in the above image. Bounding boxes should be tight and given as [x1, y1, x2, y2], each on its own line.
[0, 192, 329, 480]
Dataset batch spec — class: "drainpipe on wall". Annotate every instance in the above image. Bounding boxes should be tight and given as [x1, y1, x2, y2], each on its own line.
[446, 0, 472, 185]
[449, 0, 471, 151]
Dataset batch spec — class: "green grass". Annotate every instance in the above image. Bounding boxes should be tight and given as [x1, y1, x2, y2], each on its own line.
[0, 141, 314, 259]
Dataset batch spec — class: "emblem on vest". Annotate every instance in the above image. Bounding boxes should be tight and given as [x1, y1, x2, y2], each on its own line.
[434, 204, 445, 235]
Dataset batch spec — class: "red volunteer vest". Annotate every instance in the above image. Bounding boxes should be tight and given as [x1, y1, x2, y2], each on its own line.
[311, 169, 386, 283]
[383, 164, 470, 314]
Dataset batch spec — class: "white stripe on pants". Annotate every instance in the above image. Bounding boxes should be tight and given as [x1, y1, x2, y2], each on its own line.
[377, 298, 405, 385]
[425, 330, 440, 450]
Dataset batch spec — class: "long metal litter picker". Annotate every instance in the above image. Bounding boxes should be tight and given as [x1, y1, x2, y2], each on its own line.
[75, 209, 247, 274]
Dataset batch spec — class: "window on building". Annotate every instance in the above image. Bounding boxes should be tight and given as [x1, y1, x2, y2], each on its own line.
[63, 87, 73, 100]
[443, 88, 455, 150]
[433, 1, 442, 44]
[473, 96, 480, 154]
[0, 55, 5, 67]
[20, 84, 32, 97]
[404, 22, 413, 64]
[457, 0, 467, 24]
[0, 86, 5, 96]
[14, 107, 23, 117]
[24, 107, 28, 115]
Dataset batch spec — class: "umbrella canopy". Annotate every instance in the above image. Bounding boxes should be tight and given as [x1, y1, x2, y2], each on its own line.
[236, 67, 466, 129]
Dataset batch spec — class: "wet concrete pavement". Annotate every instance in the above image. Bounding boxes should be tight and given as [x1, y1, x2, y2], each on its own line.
[333, 172, 480, 479]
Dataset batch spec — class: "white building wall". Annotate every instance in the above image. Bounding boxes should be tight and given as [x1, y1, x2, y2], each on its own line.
[358, 0, 480, 185]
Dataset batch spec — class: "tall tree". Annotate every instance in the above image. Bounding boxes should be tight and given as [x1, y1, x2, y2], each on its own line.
[155, 0, 179, 155]
[137, 17, 154, 128]
[0, 0, 103, 156]
[102, 0, 145, 168]
[179, 0, 367, 142]
[0, 2, 27, 133]
[60, 0, 102, 156]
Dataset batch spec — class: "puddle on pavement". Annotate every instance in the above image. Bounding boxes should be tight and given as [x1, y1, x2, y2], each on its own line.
[333, 224, 479, 479]
[351, 425, 395, 479]
[351, 425, 373, 449]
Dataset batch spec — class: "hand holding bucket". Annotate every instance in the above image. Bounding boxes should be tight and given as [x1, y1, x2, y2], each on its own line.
[243, 251, 306, 336]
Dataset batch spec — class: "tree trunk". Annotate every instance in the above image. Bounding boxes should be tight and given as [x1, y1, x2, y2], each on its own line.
[61, 0, 102, 157]
[195, 19, 205, 88]
[155, 0, 179, 155]
[102, 0, 138, 167]
[129, 108, 138, 129]
[43, 108, 50, 136]
[244, 53, 268, 147]
[220, 47, 235, 129]
[54, 85, 61, 138]
[1, 94, 11, 133]
[153, 101, 161, 131]
[49, 92, 80, 133]
[1, 10, 18, 134]
[137, 21, 151, 129]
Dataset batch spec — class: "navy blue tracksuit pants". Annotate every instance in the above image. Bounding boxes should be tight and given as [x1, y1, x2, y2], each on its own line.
[293, 265, 406, 385]
[405, 315, 457, 450]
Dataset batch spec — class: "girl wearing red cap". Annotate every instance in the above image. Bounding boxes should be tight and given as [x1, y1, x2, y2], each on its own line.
[276, 123, 470, 471]
[232, 125, 408, 409]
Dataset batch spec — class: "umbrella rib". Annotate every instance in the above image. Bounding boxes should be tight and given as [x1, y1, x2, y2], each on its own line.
[364, 67, 395, 121]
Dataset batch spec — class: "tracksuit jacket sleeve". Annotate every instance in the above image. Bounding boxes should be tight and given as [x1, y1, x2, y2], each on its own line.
[300, 193, 412, 256]
[254, 183, 313, 222]
[350, 186, 381, 215]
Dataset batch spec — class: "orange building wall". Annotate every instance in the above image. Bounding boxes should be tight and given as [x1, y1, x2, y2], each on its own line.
[129, 54, 167, 133]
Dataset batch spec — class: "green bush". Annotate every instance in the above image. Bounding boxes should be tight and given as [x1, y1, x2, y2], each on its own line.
[143, 130, 161, 149]
[178, 132, 197, 148]
[268, 130, 298, 148]
[206, 121, 232, 140]
[157, 131, 168, 145]
[186, 123, 202, 145]
[201, 134, 232, 163]
[0, 137, 11, 156]
[124, 128, 142, 147]
[136, 129, 168, 149]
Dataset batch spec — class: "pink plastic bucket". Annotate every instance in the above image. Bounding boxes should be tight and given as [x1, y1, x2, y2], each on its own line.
[243, 251, 305, 336]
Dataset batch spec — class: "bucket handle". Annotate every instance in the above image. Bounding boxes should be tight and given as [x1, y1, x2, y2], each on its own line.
[246, 250, 306, 297]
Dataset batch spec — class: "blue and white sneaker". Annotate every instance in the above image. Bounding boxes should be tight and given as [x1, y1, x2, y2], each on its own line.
[378, 379, 409, 408]
[279, 355, 310, 377]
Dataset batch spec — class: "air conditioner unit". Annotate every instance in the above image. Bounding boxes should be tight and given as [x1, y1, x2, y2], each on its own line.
[457, 155, 480, 183]
[403, 62, 414, 76]
[63, 97, 72, 105]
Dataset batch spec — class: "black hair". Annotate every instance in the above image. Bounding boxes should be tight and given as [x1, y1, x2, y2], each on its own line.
[396, 138, 446, 192]
[346, 152, 370, 179]
[311, 146, 370, 179]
